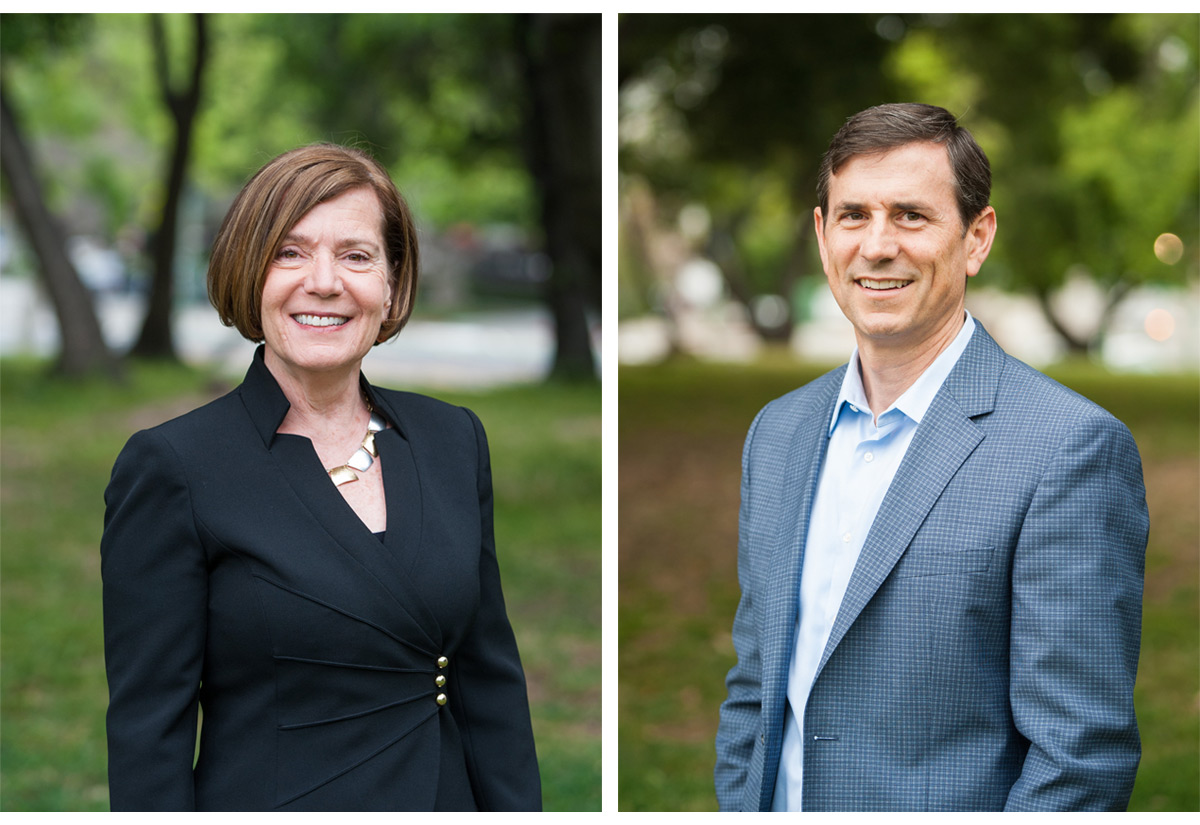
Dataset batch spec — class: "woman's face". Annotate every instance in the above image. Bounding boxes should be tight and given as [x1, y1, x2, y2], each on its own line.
[260, 187, 393, 382]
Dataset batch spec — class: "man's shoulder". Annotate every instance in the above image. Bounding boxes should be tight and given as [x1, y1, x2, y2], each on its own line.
[951, 322, 1128, 433]
[746, 364, 846, 438]
[993, 350, 1122, 427]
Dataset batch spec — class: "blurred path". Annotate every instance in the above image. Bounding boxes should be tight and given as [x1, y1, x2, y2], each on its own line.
[0, 277, 593, 389]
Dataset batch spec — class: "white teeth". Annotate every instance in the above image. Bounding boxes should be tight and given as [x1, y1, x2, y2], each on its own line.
[293, 314, 348, 327]
[858, 279, 910, 290]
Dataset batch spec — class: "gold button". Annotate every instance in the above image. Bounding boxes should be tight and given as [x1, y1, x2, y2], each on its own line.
[437, 656, 449, 668]
[436, 693, 448, 706]
[435, 674, 447, 688]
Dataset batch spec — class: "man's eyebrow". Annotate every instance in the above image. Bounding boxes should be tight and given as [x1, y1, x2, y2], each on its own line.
[892, 201, 934, 214]
[831, 200, 937, 214]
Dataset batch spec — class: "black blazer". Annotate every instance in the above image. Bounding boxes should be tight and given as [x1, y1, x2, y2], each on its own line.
[101, 347, 541, 811]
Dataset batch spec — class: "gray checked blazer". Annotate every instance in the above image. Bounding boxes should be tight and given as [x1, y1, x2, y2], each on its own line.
[715, 322, 1148, 811]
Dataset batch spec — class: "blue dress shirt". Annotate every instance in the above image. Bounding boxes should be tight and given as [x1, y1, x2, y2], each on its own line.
[772, 312, 977, 811]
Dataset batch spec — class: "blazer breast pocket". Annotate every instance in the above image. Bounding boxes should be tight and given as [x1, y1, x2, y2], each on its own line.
[892, 546, 994, 579]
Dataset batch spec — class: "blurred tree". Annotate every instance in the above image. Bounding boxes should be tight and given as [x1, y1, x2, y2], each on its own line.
[619, 14, 898, 339]
[890, 13, 1199, 353]
[620, 13, 1199, 353]
[257, 13, 600, 379]
[517, 13, 601, 379]
[0, 14, 123, 378]
[132, 13, 209, 359]
[4, 13, 600, 381]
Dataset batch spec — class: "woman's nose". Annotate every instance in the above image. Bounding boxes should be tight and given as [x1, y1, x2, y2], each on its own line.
[304, 252, 343, 296]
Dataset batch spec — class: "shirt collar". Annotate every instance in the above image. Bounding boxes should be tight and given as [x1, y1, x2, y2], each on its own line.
[238, 344, 404, 448]
[829, 310, 976, 434]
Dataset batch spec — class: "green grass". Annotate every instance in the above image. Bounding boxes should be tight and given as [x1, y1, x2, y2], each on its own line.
[0, 358, 600, 812]
[619, 353, 1199, 812]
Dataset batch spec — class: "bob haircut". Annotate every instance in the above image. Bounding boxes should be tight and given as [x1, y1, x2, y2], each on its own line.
[817, 102, 991, 232]
[208, 143, 419, 344]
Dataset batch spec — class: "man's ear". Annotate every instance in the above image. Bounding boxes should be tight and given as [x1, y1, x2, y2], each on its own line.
[965, 206, 996, 278]
[814, 207, 830, 274]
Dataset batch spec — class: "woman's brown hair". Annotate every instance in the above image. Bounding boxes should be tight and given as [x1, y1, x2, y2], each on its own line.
[207, 143, 419, 344]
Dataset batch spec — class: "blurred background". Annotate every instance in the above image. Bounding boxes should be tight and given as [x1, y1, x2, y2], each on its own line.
[1, 13, 599, 811]
[618, 13, 1198, 811]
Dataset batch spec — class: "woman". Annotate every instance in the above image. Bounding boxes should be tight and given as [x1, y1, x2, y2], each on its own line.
[101, 144, 541, 811]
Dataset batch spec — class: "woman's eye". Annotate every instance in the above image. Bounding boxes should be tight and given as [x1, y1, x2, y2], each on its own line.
[276, 248, 300, 260]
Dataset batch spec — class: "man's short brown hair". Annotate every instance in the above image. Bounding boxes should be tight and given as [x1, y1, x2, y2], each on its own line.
[817, 103, 992, 230]
[208, 143, 419, 344]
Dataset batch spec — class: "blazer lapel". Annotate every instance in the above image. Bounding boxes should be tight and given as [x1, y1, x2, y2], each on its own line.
[237, 348, 438, 649]
[362, 385, 428, 578]
[814, 324, 1003, 679]
[268, 430, 439, 650]
[757, 371, 841, 810]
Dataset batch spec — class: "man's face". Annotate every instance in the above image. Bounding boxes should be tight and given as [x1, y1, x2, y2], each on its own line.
[815, 141, 995, 357]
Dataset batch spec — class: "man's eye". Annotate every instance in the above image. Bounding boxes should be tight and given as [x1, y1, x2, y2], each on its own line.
[903, 212, 924, 222]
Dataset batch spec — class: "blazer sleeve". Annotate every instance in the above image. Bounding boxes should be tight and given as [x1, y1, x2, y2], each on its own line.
[715, 408, 767, 811]
[1005, 413, 1147, 811]
[101, 428, 206, 811]
[447, 408, 542, 811]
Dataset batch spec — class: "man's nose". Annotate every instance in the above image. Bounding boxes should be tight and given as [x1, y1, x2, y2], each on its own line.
[859, 218, 900, 262]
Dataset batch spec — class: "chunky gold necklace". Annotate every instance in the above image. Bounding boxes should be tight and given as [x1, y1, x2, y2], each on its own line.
[328, 404, 386, 487]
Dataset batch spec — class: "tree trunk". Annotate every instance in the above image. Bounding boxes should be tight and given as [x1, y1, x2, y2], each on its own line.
[1034, 278, 1135, 357]
[707, 217, 794, 342]
[516, 14, 601, 381]
[1033, 287, 1090, 355]
[0, 82, 123, 379]
[132, 13, 208, 359]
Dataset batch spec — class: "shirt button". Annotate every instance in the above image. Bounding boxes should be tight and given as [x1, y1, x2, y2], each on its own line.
[436, 693, 448, 706]
[849, 405, 859, 413]
[842, 532, 852, 543]
[437, 656, 449, 669]
[436, 674, 447, 688]
[864, 452, 874, 463]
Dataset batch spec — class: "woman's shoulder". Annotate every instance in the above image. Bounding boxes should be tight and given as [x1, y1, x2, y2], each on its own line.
[369, 386, 476, 422]
[122, 387, 254, 463]
[369, 386, 485, 445]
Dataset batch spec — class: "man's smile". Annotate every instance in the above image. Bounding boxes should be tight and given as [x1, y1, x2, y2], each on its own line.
[855, 278, 912, 292]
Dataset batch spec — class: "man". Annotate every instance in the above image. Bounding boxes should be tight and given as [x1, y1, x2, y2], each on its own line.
[714, 103, 1147, 811]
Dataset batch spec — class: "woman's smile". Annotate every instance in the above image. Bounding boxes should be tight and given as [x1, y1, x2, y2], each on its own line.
[292, 313, 350, 328]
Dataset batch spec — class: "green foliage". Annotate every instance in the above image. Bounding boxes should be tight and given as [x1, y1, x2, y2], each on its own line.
[891, 13, 1200, 298]
[2, 13, 539, 247]
[0, 358, 600, 811]
[619, 356, 1199, 811]
[235, 13, 536, 229]
[619, 13, 1200, 344]
[619, 14, 897, 299]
